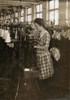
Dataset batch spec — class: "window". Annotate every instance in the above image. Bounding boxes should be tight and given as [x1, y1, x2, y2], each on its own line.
[27, 15, 31, 22]
[50, 0, 54, 9]
[55, 10, 59, 25]
[15, 12, 18, 18]
[49, 0, 59, 25]
[49, 11, 54, 22]
[27, 8, 32, 23]
[20, 9, 24, 22]
[19, 9, 24, 22]
[28, 8, 32, 14]
[21, 9, 24, 16]
[36, 4, 42, 18]
[49, 0, 59, 10]
[20, 17, 24, 22]
[55, 0, 59, 9]
[14, 12, 19, 23]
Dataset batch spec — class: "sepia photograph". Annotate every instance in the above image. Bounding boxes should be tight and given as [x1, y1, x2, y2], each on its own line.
[0, 0, 70, 100]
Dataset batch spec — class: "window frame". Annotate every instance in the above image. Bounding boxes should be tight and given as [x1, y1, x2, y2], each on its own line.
[27, 7, 32, 23]
[35, 3, 43, 18]
[20, 9, 24, 22]
[49, 0, 59, 25]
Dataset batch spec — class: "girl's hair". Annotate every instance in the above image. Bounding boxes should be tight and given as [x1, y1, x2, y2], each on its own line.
[34, 18, 46, 29]
[34, 18, 53, 36]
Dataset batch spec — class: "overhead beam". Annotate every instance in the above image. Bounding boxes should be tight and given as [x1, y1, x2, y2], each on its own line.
[0, 0, 45, 2]
[14, 0, 46, 2]
[0, 0, 38, 5]
[0, 0, 44, 10]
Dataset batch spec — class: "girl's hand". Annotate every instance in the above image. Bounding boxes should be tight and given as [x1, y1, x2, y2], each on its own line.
[34, 45, 43, 49]
[34, 45, 38, 48]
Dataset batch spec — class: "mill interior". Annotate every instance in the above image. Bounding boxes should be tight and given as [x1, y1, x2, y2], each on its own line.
[0, 0, 70, 100]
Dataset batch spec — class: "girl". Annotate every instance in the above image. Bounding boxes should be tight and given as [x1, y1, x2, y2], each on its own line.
[33, 18, 54, 80]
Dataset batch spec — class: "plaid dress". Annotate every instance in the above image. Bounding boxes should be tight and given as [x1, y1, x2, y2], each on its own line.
[35, 31, 54, 79]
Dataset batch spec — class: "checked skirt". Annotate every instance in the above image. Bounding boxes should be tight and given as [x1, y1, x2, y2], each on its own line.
[36, 52, 54, 79]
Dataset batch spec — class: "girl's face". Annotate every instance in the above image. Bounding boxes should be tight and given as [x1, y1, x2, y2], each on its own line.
[34, 23, 41, 32]
[31, 22, 36, 30]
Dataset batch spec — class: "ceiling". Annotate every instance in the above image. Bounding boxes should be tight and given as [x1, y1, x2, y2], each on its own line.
[0, 0, 47, 15]
[0, 0, 46, 10]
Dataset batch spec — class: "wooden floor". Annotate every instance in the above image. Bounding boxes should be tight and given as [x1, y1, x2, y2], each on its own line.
[0, 38, 70, 100]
